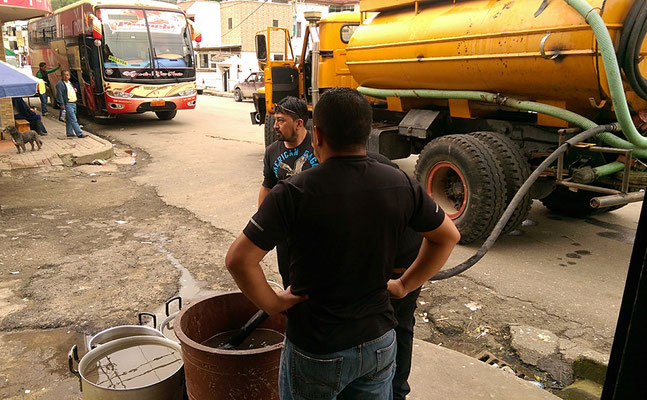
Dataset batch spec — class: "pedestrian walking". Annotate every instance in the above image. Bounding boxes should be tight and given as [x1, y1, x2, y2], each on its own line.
[226, 87, 460, 400]
[55, 70, 86, 138]
[35, 62, 60, 115]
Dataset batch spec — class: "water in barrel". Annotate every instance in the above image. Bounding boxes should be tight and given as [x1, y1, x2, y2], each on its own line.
[202, 328, 284, 350]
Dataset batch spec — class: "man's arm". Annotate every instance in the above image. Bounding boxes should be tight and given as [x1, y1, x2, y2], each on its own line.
[47, 66, 60, 73]
[225, 233, 307, 314]
[258, 186, 271, 207]
[387, 215, 460, 298]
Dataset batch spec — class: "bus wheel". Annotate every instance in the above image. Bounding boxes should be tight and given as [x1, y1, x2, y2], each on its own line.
[155, 110, 177, 120]
[415, 134, 506, 244]
[264, 114, 276, 147]
[469, 131, 532, 234]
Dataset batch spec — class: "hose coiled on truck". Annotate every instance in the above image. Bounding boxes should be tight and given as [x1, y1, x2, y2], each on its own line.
[617, 0, 647, 101]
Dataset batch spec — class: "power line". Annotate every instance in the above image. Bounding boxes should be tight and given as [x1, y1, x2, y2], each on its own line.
[221, 0, 268, 37]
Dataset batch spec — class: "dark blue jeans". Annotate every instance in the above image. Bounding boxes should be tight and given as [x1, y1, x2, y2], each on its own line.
[39, 92, 48, 114]
[279, 329, 396, 400]
[65, 103, 82, 137]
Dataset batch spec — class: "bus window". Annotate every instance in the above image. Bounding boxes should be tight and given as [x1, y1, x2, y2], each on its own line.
[147, 10, 194, 75]
[99, 7, 194, 81]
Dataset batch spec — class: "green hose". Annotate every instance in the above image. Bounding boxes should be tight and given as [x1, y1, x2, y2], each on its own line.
[592, 161, 625, 177]
[563, 0, 647, 149]
[357, 86, 647, 159]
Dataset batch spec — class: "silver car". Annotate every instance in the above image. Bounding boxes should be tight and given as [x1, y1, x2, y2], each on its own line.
[233, 72, 264, 102]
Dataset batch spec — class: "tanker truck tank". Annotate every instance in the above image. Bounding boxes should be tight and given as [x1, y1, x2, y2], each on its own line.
[346, 0, 647, 118]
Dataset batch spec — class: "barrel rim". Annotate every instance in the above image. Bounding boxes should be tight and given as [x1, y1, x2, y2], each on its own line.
[174, 291, 284, 355]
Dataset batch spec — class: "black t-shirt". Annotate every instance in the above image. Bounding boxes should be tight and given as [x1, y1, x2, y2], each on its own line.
[244, 155, 445, 354]
[367, 152, 424, 271]
[262, 132, 319, 189]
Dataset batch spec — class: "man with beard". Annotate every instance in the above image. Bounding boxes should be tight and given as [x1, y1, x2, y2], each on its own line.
[258, 96, 318, 285]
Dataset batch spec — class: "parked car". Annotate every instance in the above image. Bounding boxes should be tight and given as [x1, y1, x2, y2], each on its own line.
[233, 72, 264, 102]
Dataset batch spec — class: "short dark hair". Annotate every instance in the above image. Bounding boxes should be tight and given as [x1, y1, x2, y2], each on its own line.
[39, 62, 46, 67]
[61, 69, 70, 75]
[275, 96, 308, 124]
[313, 87, 372, 151]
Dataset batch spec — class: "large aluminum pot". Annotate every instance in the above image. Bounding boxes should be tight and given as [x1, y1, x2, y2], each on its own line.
[87, 313, 163, 349]
[69, 336, 184, 400]
[159, 297, 182, 343]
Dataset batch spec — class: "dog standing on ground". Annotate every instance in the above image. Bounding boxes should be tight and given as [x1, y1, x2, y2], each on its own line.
[3, 126, 43, 154]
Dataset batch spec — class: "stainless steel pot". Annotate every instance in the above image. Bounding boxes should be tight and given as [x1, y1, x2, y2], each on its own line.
[159, 296, 182, 343]
[69, 336, 184, 400]
[87, 313, 163, 350]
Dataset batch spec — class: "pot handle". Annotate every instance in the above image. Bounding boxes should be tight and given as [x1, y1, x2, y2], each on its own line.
[68, 345, 82, 391]
[165, 296, 182, 317]
[138, 312, 157, 328]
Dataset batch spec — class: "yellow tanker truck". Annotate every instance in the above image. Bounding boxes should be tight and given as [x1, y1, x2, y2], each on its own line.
[251, 0, 647, 244]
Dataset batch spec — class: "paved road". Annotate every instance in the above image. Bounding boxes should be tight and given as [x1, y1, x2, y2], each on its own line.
[81, 94, 641, 353]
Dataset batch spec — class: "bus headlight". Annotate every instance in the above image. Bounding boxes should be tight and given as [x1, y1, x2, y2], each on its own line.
[106, 90, 134, 98]
[178, 89, 197, 97]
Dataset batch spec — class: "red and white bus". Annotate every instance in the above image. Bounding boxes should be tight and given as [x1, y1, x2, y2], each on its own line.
[28, 0, 201, 120]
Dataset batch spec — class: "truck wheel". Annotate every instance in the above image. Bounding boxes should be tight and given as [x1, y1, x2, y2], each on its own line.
[234, 88, 243, 102]
[540, 187, 625, 217]
[264, 114, 276, 147]
[155, 110, 177, 120]
[469, 131, 532, 233]
[415, 135, 506, 244]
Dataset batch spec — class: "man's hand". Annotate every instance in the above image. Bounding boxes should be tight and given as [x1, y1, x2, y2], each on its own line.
[275, 286, 308, 314]
[387, 278, 407, 299]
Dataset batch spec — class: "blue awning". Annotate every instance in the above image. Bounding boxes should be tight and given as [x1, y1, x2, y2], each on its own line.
[0, 60, 38, 98]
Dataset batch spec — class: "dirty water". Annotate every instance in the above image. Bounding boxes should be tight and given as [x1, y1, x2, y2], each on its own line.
[202, 328, 284, 350]
[84, 343, 182, 389]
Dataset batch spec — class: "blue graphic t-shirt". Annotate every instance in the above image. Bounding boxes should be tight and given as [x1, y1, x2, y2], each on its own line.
[262, 132, 319, 189]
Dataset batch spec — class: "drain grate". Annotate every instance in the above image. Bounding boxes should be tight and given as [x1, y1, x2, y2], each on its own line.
[476, 350, 511, 369]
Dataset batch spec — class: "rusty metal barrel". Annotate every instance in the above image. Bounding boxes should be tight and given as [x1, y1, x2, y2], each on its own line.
[174, 292, 286, 400]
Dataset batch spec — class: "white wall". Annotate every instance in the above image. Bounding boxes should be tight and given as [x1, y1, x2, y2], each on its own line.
[186, 1, 222, 48]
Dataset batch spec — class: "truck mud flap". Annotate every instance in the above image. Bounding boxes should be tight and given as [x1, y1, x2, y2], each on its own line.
[368, 126, 412, 160]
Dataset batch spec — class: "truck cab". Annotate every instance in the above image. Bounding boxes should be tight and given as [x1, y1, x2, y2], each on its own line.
[250, 11, 360, 138]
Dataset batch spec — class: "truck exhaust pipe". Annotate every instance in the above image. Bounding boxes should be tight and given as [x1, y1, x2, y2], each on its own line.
[304, 11, 321, 108]
[591, 191, 645, 209]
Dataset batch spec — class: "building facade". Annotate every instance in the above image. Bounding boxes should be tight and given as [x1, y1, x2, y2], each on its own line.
[181, 0, 357, 93]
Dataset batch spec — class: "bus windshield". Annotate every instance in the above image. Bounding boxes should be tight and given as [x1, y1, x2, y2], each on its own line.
[99, 8, 194, 81]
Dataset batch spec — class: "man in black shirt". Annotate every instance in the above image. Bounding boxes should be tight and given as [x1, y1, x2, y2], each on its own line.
[258, 97, 318, 285]
[226, 88, 460, 399]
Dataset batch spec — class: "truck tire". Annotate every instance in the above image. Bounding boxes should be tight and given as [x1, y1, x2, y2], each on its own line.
[540, 187, 625, 217]
[155, 110, 177, 120]
[264, 114, 276, 147]
[469, 131, 532, 233]
[415, 134, 507, 244]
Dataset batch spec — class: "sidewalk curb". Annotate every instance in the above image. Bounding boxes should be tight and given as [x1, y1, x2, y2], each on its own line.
[47, 117, 114, 167]
[203, 89, 234, 98]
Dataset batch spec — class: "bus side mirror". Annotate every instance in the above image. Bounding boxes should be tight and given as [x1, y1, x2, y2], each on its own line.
[89, 14, 102, 40]
[188, 20, 202, 43]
